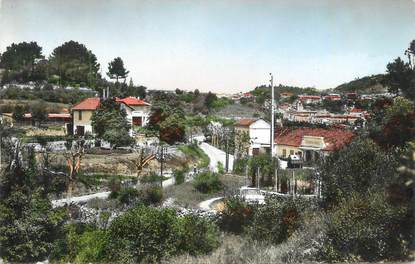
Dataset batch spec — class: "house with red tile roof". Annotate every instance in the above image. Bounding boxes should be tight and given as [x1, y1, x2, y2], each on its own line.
[71, 97, 151, 136]
[116, 97, 151, 132]
[275, 128, 354, 163]
[234, 118, 271, 156]
[298, 95, 321, 104]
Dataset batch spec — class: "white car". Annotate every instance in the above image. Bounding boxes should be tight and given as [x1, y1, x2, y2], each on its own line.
[239, 187, 265, 204]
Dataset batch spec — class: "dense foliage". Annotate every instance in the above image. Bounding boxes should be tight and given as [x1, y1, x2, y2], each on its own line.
[0, 145, 66, 262]
[193, 172, 223, 193]
[91, 98, 134, 147]
[49, 41, 100, 87]
[317, 137, 398, 207]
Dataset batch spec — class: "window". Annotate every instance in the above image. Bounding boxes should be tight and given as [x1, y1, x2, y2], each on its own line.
[78, 111, 82, 121]
[290, 150, 294, 155]
[133, 116, 142, 126]
[282, 149, 286, 157]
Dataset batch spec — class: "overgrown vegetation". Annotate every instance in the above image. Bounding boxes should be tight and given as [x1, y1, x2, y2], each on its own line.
[193, 172, 223, 193]
[51, 206, 220, 263]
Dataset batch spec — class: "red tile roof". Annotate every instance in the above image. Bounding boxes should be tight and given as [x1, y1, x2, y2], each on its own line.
[299, 95, 321, 100]
[235, 118, 257, 127]
[116, 96, 150, 106]
[22, 113, 71, 120]
[72, 97, 100, 110]
[349, 107, 363, 113]
[275, 128, 354, 151]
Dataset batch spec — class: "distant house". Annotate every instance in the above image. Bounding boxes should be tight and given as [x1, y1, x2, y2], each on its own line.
[72, 97, 101, 136]
[116, 97, 151, 132]
[298, 95, 321, 104]
[1, 112, 71, 128]
[234, 118, 270, 156]
[275, 128, 354, 163]
[323, 94, 342, 101]
[71, 97, 151, 136]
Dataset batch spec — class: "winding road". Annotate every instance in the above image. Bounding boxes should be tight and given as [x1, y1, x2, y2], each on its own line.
[199, 142, 234, 172]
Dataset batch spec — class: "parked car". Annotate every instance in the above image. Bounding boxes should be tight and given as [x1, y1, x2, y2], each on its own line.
[239, 187, 265, 204]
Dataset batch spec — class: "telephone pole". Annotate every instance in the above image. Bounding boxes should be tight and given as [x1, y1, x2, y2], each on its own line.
[270, 73, 275, 158]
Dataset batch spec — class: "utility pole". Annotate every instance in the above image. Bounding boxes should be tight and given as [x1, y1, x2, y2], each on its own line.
[270, 73, 275, 158]
[160, 145, 164, 178]
[225, 136, 229, 173]
[270, 73, 279, 192]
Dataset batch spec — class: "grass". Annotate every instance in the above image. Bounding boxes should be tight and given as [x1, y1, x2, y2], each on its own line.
[165, 233, 312, 264]
[164, 174, 246, 208]
[178, 143, 210, 168]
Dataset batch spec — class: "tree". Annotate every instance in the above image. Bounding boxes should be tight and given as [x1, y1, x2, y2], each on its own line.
[148, 99, 186, 144]
[204, 92, 218, 109]
[369, 97, 415, 149]
[384, 57, 414, 99]
[49, 41, 100, 87]
[12, 105, 25, 121]
[107, 57, 129, 83]
[317, 137, 399, 207]
[0, 41, 42, 71]
[30, 100, 48, 127]
[194, 89, 200, 97]
[0, 142, 66, 262]
[91, 98, 134, 147]
[64, 137, 85, 199]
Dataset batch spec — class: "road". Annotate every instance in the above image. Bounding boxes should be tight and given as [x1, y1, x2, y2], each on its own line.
[199, 142, 234, 172]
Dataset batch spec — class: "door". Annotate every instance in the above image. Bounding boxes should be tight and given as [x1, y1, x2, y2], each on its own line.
[76, 126, 85, 136]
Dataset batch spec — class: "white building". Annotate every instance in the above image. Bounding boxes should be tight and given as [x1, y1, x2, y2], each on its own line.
[234, 118, 271, 156]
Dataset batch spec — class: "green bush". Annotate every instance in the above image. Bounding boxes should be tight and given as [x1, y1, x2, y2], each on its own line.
[247, 198, 303, 245]
[233, 158, 248, 174]
[319, 192, 411, 262]
[217, 162, 225, 174]
[106, 205, 220, 263]
[50, 224, 106, 264]
[178, 214, 220, 256]
[106, 206, 180, 263]
[219, 196, 255, 234]
[117, 188, 140, 205]
[174, 169, 186, 185]
[139, 184, 164, 205]
[193, 172, 223, 193]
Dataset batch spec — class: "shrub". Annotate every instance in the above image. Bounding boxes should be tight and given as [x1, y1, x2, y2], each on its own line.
[193, 172, 223, 193]
[50, 223, 106, 263]
[319, 192, 411, 262]
[139, 184, 164, 205]
[246, 198, 304, 245]
[106, 206, 181, 263]
[140, 171, 167, 184]
[233, 158, 248, 174]
[217, 161, 225, 174]
[174, 169, 186, 185]
[178, 214, 220, 256]
[219, 196, 255, 234]
[117, 187, 140, 205]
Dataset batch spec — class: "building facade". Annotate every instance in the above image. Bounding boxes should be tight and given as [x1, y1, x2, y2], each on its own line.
[71, 97, 151, 136]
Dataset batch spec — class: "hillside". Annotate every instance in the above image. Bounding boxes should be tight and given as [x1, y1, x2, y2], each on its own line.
[333, 74, 387, 94]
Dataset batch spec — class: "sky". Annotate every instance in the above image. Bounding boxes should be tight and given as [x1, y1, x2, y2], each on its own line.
[1, 0, 415, 93]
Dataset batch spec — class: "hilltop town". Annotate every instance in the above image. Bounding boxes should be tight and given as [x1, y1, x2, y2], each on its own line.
[0, 30, 414, 264]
